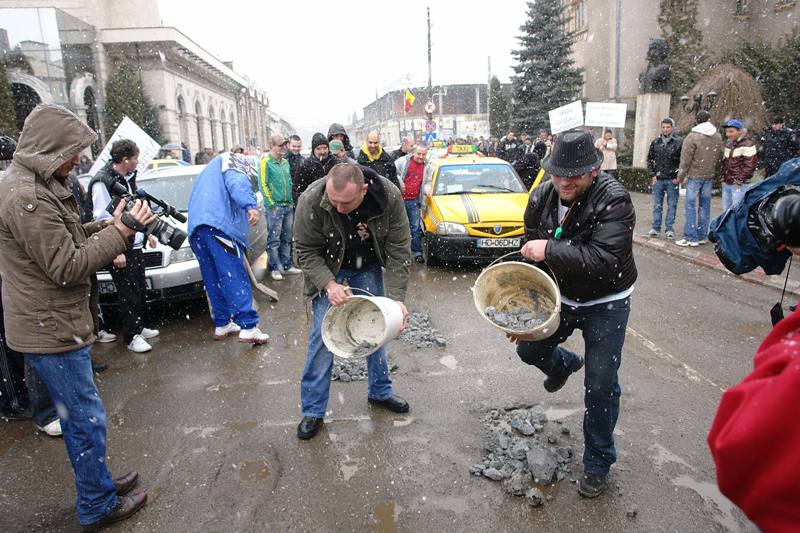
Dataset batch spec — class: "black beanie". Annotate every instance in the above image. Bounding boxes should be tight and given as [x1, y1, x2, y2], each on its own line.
[311, 132, 329, 151]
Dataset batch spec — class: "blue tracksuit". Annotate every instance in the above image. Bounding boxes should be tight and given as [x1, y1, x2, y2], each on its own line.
[188, 153, 260, 327]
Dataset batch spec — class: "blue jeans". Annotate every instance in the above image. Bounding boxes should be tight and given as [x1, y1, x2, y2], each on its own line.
[404, 199, 422, 257]
[24, 359, 58, 427]
[25, 347, 117, 525]
[651, 179, 679, 233]
[300, 265, 394, 418]
[190, 225, 259, 329]
[267, 205, 294, 272]
[516, 297, 631, 475]
[683, 178, 713, 242]
[721, 183, 752, 212]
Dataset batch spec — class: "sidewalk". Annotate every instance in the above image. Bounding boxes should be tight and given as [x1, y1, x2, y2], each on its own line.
[628, 190, 800, 297]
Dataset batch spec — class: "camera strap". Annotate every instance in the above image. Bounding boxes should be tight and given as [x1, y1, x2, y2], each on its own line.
[770, 256, 793, 326]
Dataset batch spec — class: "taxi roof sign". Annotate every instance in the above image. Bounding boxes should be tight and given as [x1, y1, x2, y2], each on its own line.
[447, 144, 478, 155]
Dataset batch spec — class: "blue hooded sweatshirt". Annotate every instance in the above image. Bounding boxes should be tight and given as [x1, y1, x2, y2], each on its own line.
[188, 153, 258, 249]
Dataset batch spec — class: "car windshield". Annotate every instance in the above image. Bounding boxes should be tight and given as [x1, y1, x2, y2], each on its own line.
[434, 164, 526, 195]
[138, 173, 196, 212]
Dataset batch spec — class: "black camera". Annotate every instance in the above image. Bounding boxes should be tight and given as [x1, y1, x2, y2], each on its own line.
[750, 188, 800, 250]
[106, 181, 187, 250]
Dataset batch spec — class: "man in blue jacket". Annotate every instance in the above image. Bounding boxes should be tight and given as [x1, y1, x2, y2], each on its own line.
[188, 152, 270, 344]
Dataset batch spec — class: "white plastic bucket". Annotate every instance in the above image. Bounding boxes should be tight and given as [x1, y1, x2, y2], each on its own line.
[472, 261, 560, 340]
[321, 295, 404, 358]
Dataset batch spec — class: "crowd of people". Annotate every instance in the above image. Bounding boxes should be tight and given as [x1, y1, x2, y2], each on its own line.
[1, 102, 799, 531]
[647, 113, 798, 244]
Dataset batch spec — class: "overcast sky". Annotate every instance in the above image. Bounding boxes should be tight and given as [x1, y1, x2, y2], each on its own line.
[159, 0, 529, 138]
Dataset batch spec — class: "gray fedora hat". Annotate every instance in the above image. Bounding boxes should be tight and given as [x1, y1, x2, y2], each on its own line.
[542, 129, 603, 176]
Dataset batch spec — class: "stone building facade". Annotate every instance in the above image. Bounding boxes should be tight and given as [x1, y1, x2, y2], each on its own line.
[0, 0, 291, 154]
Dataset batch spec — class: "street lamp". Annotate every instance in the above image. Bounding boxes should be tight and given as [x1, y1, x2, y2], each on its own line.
[679, 90, 717, 115]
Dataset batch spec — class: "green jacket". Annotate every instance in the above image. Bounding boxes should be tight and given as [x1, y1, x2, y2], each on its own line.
[293, 174, 411, 301]
[259, 153, 293, 208]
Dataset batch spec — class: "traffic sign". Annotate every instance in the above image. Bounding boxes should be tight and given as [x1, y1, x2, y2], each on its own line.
[423, 132, 437, 142]
[425, 119, 437, 132]
[424, 101, 436, 114]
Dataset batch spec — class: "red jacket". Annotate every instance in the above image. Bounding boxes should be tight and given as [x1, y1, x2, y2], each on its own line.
[707, 306, 800, 532]
[720, 132, 758, 185]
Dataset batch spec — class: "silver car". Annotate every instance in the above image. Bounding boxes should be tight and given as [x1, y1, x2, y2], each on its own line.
[95, 164, 268, 306]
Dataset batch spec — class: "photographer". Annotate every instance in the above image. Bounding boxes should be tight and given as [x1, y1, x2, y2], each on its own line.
[708, 172, 800, 531]
[90, 140, 160, 353]
[0, 104, 150, 531]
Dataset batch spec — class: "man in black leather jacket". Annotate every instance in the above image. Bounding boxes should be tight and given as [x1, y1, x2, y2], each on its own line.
[510, 129, 637, 499]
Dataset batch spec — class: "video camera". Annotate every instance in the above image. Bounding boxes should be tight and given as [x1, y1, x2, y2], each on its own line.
[106, 181, 187, 250]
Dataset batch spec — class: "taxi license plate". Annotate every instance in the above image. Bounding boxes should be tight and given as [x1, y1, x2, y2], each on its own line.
[477, 238, 521, 248]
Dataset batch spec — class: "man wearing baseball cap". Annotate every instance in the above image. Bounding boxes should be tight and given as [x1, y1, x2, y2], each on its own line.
[720, 119, 758, 211]
[508, 129, 637, 498]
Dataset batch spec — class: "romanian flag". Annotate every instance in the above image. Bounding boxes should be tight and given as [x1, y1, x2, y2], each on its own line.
[404, 88, 416, 113]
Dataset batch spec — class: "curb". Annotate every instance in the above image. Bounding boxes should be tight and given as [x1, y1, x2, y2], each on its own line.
[632, 234, 800, 298]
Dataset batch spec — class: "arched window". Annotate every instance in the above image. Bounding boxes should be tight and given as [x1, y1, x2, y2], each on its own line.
[208, 104, 217, 151]
[195, 101, 204, 150]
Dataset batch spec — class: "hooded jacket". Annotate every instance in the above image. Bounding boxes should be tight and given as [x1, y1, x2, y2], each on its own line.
[293, 167, 411, 301]
[721, 131, 758, 185]
[356, 145, 401, 189]
[327, 123, 354, 158]
[0, 104, 128, 354]
[293, 150, 334, 203]
[188, 153, 258, 249]
[647, 133, 683, 181]
[677, 121, 724, 182]
[523, 174, 637, 303]
[708, 305, 800, 532]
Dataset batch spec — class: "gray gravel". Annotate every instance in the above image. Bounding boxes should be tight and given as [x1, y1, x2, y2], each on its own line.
[484, 306, 550, 331]
[331, 357, 398, 382]
[398, 312, 447, 348]
[471, 404, 577, 504]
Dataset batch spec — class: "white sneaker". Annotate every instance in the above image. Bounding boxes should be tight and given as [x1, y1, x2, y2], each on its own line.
[140, 327, 159, 339]
[127, 334, 152, 353]
[96, 330, 117, 343]
[270, 270, 283, 281]
[675, 239, 699, 247]
[239, 327, 269, 345]
[214, 322, 241, 340]
[284, 266, 302, 274]
[647, 229, 658, 237]
[666, 231, 675, 240]
[697, 239, 708, 245]
[35, 419, 62, 437]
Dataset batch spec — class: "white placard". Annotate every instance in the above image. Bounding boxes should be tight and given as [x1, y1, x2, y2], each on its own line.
[585, 102, 628, 128]
[88, 117, 161, 177]
[548, 100, 584, 135]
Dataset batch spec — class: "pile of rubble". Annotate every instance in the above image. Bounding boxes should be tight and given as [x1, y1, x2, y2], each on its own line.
[398, 312, 447, 349]
[331, 357, 398, 382]
[470, 404, 576, 507]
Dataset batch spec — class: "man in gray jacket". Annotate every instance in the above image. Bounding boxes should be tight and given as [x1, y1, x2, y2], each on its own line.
[293, 162, 411, 440]
[675, 111, 724, 246]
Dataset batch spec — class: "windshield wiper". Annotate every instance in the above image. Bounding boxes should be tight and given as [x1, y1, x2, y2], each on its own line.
[475, 184, 515, 192]
[440, 190, 469, 195]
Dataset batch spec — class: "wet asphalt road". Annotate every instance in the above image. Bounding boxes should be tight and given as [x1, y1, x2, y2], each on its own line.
[0, 245, 769, 532]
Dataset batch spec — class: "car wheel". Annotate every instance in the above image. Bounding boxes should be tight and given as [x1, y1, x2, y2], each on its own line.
[422, 234, 440, 267]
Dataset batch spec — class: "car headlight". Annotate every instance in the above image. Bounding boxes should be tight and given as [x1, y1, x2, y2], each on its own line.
[170, 247, 196, 264]
[436, 221, 468, 235]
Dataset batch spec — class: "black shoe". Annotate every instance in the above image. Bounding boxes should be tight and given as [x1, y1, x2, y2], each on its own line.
[113, 470, 139, 496]
[297, 417, 324, 440]
[81, 492, 147, 532]
[368, 395, 410, 413]
[92, 361, 108, 374]
[414, 255, 425, 264]
[578, 473, 608, 498]
[543, 357, 584, 393]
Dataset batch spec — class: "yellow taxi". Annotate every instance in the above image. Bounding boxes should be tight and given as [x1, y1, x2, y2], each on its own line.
[420, 144, 544, 264]
[144, 158, 190, 173]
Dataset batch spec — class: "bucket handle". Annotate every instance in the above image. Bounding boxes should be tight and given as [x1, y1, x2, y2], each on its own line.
[487, 250, 524, 268]
[346, 286, 376, 298]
